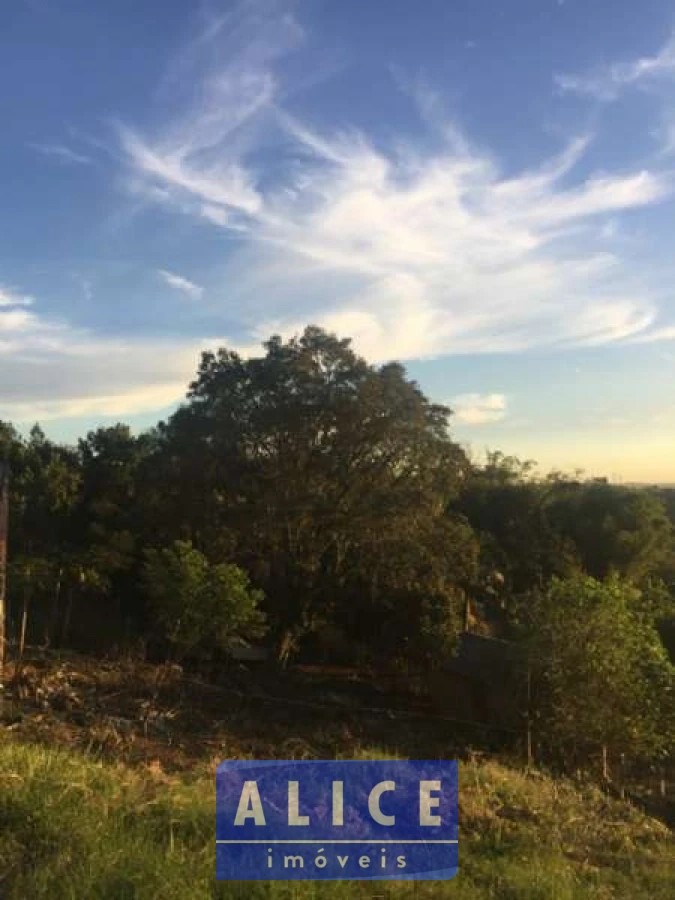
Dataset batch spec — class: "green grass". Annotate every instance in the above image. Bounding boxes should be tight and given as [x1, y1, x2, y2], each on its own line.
[0, 737, 672, 899]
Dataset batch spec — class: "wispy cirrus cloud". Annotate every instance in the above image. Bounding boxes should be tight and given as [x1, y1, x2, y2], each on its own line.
[554, 30, 675, 160]
[29, 142, 93, 166]
[119, 2, 303, 228]
[450, 393, 507, 426]
[1, 4, 675, 432]
[157, 269, 204, 299]
[108, 3, 675, 364]
[555, 33, 675, 100]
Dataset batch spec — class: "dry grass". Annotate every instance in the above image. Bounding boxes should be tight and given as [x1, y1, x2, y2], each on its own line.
[0, 652, 672, 898]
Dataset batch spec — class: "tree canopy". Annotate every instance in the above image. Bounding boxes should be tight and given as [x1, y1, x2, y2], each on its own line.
[1, 326, 674, 772]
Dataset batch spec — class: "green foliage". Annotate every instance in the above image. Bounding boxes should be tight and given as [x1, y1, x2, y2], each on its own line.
[545, 481, 673, 582]
[481, 450, 538, 484]
[456, 464, 580, 595]
[1, 740, 672, 900]
[142, 540, 266, 660]
[335, 513, 477, 665]
[3, 326, 675, 773]
[154, 326, 471, 661]
[518, 574, 675, 765]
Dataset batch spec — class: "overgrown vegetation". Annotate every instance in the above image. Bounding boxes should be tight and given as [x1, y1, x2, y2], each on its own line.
[142, 541, 266, 662]
[1, 645, 673, 897]
[0, 734, 672, 900]
[517, 574, 674, 767]
[1, 325, 674, 778]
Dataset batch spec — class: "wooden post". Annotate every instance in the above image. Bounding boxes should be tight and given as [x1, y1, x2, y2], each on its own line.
[464, 592, 471, 633]
[18, 563, 31, 662]
[0, 460, 9, 687]
[526, 664, 533, 769]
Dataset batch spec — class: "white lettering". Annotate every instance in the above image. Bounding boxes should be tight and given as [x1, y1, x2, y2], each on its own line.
[420, 780, 441, 826]
[368, 780, 396, 826]
[332, 781, 344, 826]
[288, 781, 309, 826]
[234, 781, 266, 826]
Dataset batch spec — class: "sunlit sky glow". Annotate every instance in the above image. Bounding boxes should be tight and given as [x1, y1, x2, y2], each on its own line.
[2, 0, 675, 481]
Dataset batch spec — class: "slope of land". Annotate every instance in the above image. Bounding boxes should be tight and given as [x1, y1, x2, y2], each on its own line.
[0, 652, 672, 899]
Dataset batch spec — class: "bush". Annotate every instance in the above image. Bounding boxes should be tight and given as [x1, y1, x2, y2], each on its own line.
[518, 574, 675, 768]
[142, 541, 266, 662]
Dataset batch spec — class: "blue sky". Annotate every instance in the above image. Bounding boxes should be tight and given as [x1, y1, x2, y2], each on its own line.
[2, 0, 675, 480]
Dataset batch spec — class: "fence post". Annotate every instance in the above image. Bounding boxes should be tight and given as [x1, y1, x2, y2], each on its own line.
[526, 665, 533, 769]
[0, 460, 9, 701]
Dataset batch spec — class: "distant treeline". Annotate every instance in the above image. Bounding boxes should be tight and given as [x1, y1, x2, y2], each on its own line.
[1, 326, 674, 768]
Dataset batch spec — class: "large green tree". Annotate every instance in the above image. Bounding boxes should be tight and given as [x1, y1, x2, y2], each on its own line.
[154, 326, 473, 663]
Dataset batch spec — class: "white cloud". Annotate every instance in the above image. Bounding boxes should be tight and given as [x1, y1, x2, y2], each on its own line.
[0, 279, 235, 423]
[111, 5, 675, 362]
[555, 33, 675, 100]
[117, 2, 304, 229]
[628, 323, 675, 343]
[8, 4, 675, 430]
[29, 143, 92, 165]
[121, 124, 263, 221]
[450, 393, 507, 425]
[157, 269, 204, 299]
[0, 285, 34, 307]
[0, 321, 211, 422]
[0, 383, 188, 423]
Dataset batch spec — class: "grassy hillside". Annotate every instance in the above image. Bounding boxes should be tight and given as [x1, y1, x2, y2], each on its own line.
[1, 739, 672, 899]
[0, 654, 672, 898]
